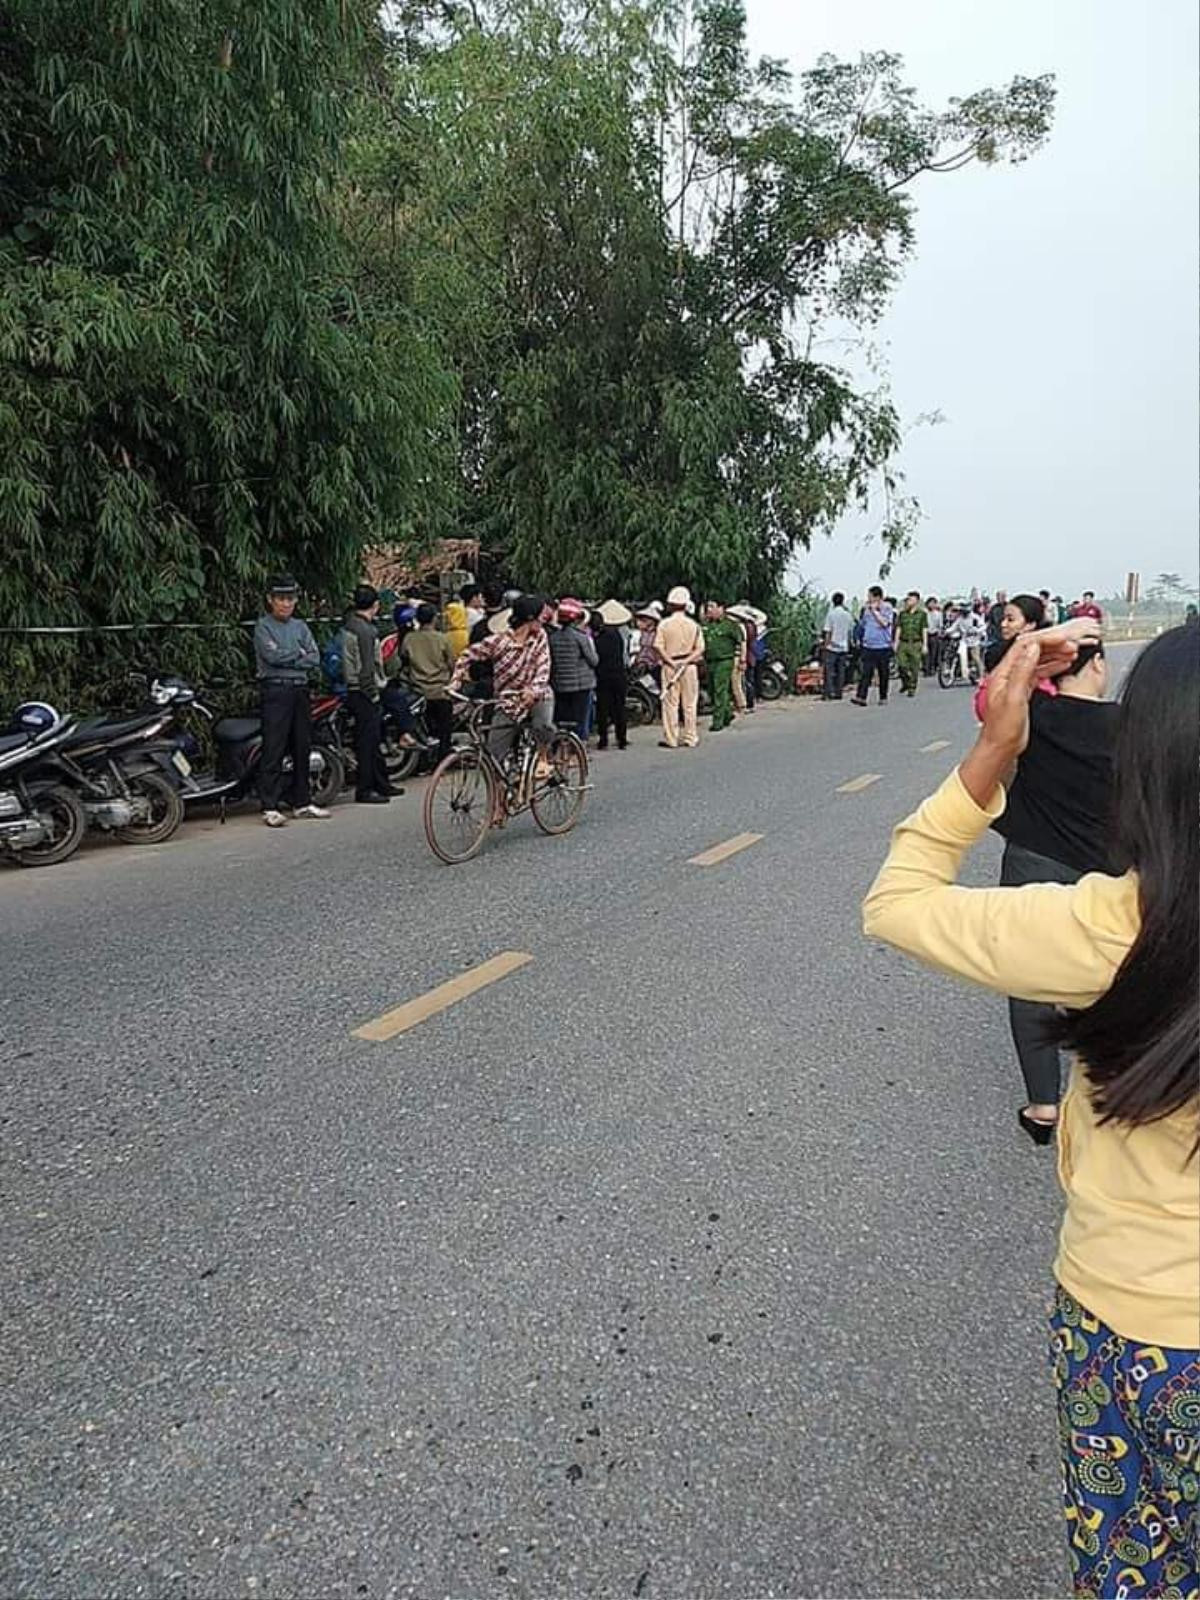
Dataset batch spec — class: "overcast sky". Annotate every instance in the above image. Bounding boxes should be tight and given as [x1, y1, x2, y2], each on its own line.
[746, 0, 1199, 600]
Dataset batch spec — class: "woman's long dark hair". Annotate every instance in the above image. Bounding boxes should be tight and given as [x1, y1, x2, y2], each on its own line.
[1056, 625, 1199, 1129]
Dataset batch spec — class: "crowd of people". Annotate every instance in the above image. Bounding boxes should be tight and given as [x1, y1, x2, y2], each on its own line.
[252, 573, 1136, 827]
[818, 585, 1110, 706]
[250, 577, 779, 825]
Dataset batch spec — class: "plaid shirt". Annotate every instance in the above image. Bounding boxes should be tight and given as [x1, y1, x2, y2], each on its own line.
[635, 628, 660, 670]
[451, 627, 552, 715]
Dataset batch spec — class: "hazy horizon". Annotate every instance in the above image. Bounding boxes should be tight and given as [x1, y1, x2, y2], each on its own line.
[750, 0, 1199, 601]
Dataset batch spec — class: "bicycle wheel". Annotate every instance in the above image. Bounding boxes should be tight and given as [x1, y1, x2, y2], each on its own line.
[530, 734, 588, 837]
[423, 749, 495, 864]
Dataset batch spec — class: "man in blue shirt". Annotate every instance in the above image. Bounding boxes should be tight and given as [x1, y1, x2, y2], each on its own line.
[851, 585, 896, 707]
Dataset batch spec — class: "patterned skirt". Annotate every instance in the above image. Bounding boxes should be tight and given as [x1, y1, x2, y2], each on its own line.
[1050, 1286, 1200, 1597]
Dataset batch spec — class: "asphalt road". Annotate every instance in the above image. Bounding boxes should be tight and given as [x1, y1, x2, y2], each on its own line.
[3, 658, 1135, 1599]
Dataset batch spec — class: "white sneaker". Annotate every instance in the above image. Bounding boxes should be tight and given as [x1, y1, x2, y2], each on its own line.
[294, 804, 331, 819]
[263, 810, 286, 828]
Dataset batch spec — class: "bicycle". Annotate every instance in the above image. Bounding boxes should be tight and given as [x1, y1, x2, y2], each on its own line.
[422, 695, 590, 864]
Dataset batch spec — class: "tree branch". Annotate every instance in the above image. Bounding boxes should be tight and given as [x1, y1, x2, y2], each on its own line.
[882, 137, 986, 192]
[837, 64, 879, 170]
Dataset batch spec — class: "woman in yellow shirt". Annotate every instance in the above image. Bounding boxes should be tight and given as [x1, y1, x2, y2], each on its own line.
[864, 622, 1198, 1597]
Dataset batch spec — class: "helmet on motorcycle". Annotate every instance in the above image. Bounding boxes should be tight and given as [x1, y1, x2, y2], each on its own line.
[393, 603, 418, 629]
[150, 676, 195, 706]
[12, 701, 59, 735]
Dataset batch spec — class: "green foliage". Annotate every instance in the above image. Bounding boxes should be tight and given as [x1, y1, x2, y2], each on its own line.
[769, 587, 828, 673]
[1, 0, 1053, 704]
[1, 0, 452, 703]
[364, 1, 1053, 603]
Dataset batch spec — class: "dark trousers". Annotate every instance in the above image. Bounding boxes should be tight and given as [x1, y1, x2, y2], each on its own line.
[553, 688, 590, 739]
[855, 647, 892, 703]
[259, 681, 311, 811]
[1000, 841, 1082, 1104]
[595, 678, 627, 747]
[425, 697, 454, 761]
[380, 685, 415, 733]
[347, 689, 389, 799]
[823, 649, 848, 699]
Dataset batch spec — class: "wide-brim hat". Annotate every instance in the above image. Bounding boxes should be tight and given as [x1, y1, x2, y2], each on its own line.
[666, 586, 692, 609]
[488, 607, 512, 635]
[634, 600, 663, 621]
[598, 599, 633, 626]
[731, 605, 767, 628]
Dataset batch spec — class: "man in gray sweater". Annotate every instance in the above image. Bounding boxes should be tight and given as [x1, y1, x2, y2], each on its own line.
[253, 575, 327, 827]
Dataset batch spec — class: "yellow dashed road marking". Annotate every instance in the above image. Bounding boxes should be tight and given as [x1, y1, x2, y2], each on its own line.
[688, 832, 764, 867]
[352, 951, 534, 1042]
[836, 773, 882, 794]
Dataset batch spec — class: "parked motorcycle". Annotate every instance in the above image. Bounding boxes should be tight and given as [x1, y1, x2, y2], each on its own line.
[0, 705, 89, 867]
[624, 672, 659, 727]
[758, 657, 789, 701]
[46, 705, 187, 844]
[145, 678, 344, 815]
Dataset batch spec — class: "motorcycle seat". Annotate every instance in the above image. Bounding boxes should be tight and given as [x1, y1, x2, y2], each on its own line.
[0, 730, 31, 754]
[213, 717, 262, 743]
[64, 712, 161, 747]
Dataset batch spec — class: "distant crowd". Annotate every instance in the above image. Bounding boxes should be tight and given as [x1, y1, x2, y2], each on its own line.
[818, 586, 1109, 706]
[249, 573, 1145, 826]
[250, 577, 779, 824]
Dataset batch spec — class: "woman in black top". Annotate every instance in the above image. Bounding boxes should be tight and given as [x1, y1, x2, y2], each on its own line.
[993, 642, 1118, 1141]
[592, 613, 629, 750]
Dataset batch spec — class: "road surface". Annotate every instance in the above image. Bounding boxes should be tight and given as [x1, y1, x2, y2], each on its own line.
[4, 658, 1134, 1597]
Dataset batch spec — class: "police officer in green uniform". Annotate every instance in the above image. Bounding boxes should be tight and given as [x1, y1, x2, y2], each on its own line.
[896, 591, 929, 697]
[702, 601, 742, 731]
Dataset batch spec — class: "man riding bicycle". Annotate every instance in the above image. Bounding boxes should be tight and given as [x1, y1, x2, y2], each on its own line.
[450, 594, 555, 776]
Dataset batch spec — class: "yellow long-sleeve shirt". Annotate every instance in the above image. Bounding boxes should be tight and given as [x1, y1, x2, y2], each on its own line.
[863, 769, 1199, 1350]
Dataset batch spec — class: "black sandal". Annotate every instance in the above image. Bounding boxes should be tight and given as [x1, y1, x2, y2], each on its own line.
[1018, 1108, 1057, 1146]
